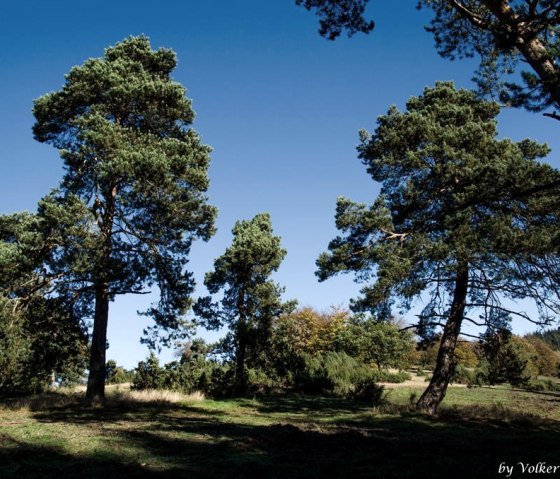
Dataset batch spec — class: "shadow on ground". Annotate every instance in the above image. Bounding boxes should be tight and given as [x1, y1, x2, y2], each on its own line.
[1, 395, 559, 478]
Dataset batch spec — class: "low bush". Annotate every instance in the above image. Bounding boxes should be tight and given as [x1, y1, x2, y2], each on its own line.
[525, 378, 560, 393]
[450, 365, 474, 385]
[132, 353, 164, 391]
[352, 379, 385, 404]
[373, 370, 411, 383]
[246, 368, 285, 393]
[294, 351, 381, 398]
[132, 353, 234, 397]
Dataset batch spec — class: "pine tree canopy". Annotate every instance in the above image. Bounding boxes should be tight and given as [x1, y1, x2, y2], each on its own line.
[317, 81, 560, 336]
[196, 213, 292, 331]
[32, 36, 217, 348]
[298, 1, 560, 119]
[31, 36, 217, 399]
[194, 213, 295, 391]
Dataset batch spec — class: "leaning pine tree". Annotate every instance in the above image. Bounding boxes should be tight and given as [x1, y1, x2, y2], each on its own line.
[32, 36, 216, 401]
[317, 82, 560, 413]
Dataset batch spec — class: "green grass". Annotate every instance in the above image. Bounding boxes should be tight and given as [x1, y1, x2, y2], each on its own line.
[1, 385, 559, 478]
[386, 384, 560, 420]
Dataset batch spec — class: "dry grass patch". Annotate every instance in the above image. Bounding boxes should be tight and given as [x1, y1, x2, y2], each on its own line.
[108, 389, 205, 405]
[0, 386, 205, 412]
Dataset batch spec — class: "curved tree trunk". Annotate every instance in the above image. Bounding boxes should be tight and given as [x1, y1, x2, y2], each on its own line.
[416, 263, 469, 413]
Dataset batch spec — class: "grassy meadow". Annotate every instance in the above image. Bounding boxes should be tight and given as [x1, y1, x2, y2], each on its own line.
[1, 383, 559, 478]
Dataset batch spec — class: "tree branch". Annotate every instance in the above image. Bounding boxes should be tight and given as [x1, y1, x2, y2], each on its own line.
[448, 0, 489, 29]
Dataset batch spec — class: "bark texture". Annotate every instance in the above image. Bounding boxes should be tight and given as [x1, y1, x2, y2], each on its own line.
[417, 263, 469, 413]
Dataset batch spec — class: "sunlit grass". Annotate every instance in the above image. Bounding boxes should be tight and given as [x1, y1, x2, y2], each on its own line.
[109, 388, 206, 405]
[1, 384, 558, 478]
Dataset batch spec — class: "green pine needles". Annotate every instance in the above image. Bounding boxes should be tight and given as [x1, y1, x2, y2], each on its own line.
[32, 36, 217, 400]
[317, 82, 560, 412]
[195, 213, 295, 393]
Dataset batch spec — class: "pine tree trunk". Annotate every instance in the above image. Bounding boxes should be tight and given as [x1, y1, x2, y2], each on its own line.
[85, 185, 116, 402]
[86, 283, 110, 401]
[234, 320, 248, 394]
[416, 263, 469, 413]
[481, 0, 560, 108]
[233, 285, 249, 395]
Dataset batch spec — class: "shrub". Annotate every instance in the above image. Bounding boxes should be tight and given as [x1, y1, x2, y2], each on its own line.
[526, 378, 560, 393]
[246, 368, 285, 393]
[294, 351, 378, 396]
[106, 360, 133, 385]
[450, 364, 474, 385]
[204, 363, 234, 397]
[340, 318, 416, 370]
[132, 352, 164, 391]
[132, 350, 238, 397]
[352, 379, 385, 404]
[524, 336, 560, 376]
[372, 370, 411, 383]
[161, 358, 231, 394]
[0, 297, 88, 396]
[454, 341, 480, 368]
[477, 333, 538, 387]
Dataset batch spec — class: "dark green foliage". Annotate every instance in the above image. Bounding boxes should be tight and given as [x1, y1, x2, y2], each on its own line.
[132, 352, 164, 390]
[0, 305, 32, 395]
[318, 82, 559, 320]
[244, 368, 285, 393]
[419, 0, 560, 118]
[295, 0, 374, 40]
[267, 308, 414, 380]
[352, 378, 386, 403]
[532, 327, 560, 351]
[204, 364, 236, 397]
[450, 364, 475, 385]
[476, 331, 536, 387]
[131, 352, 233, 397]
[194, 213, 295, 393]
[526, 378, 560, 392]
[0, 209, 89, 396]
[372, 370, 411, 383]
[299, 1, 560, 119]
[105, 360, 134, 385]
[317, 82, 560, 411]
[339, 316, 415, 370]
[294, 351, 380, 396]
[32, 36, 216, 399]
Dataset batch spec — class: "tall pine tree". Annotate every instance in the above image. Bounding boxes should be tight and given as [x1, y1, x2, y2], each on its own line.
[317, 82, 560, 412]
[32, 36, 216, 400]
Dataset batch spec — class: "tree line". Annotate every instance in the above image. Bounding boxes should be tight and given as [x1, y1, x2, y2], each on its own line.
[2, 0, 560, 412]
[99, 312, 560, 399]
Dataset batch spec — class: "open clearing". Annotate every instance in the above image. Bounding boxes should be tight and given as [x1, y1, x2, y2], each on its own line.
[1, 385, 559, 478]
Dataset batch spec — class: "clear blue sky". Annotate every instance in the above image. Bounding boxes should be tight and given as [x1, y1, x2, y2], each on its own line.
[2, 1, 559, 368]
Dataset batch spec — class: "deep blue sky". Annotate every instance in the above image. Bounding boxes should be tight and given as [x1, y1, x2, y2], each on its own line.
[2, 1, 559, 367]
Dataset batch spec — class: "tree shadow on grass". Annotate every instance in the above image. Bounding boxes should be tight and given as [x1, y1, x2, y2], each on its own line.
[2, 395, 559, 478]
[0, 434, 158, 479]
